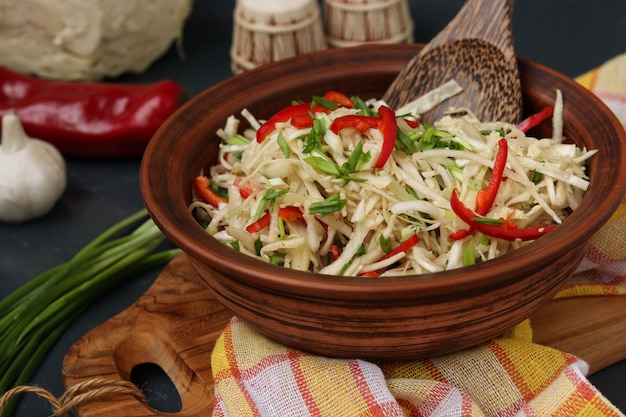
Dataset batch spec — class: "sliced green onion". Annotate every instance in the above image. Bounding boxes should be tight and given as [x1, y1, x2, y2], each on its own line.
[470, 217, 506, 225]
[225, 134, 250, 145]
[0, 210, 180, 415]
[379, 235, 392, 253]
[309, 194, 347, 215]
[304, 153, 341, 176]
[463, 241, 476, 266]
[277, 133, 291, 158]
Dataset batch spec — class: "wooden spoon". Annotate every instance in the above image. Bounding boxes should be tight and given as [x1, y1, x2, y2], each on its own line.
[383, 0, 522, 124]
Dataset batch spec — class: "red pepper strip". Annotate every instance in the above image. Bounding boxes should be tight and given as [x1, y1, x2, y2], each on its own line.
[475, 138, 508, 215]
[381, 233, 419, 261]
[516, 106, 554, 133]
[245, 206, 305, 233]
[374, 105, 398, 168]
[256, 102, 312, 142]
[322, 91, 354, 108]
[450, 190, 557, 241]
[403, 119, 420, 128]
[358, 234, 419, 277]
[256, 91, 355, 142]
[330, 115, 381, 134]
[278, 206, 305, 222]
[234, 178, 256, 199]
[0, 66, 185, 158]
[449, 229, 471, 240]
[330, 243, 342, 261]
[194, 176, 228, 208]
[246, 212, 271, 233]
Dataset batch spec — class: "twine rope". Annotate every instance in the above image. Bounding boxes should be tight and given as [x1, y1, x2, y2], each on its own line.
[0, 379, 148, 416]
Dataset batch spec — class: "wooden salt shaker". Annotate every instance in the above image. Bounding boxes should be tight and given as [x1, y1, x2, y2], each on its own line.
[324, 0, 414, 48]
[231, 0, 328, 73]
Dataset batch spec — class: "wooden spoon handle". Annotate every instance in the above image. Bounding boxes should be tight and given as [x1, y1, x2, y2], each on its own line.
[423, 0, 516, 64]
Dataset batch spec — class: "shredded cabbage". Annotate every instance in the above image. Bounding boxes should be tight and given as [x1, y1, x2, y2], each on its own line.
[190, 90, 595, 277]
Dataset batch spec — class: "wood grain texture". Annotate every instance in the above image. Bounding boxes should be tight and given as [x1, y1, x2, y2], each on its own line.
[63, 253, 626, 416]
[383, 0, 522, 123]
[62, 254, 232, 417]
[531, 296, 626, 374]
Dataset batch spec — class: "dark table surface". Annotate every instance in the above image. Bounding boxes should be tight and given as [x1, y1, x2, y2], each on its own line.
[1, 1, 624, 415]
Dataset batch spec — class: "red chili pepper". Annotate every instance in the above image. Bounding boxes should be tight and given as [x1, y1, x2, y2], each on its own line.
[330, 115, 381, 134]
[403, 119, 421, 128]
[450, 190, 557, 241]
[256, 91, 355, 143]
[374, 105, 398, 168]
[330, 106, 397, 168]
[278, 206, 304, 222]
[0, 66, 185, 158]
[234, 178, 256, 199]
[449, 229, 471, 240]
[246, 212, 271, 233]
[245, 206, 304, 233]
[381, 233, 419, 261]
[517, 106, 554, 133]
[475, 138, 508, 215]
[358, 233, 419, 277]
[321, 91, 354, 108]
[330, 243, 342, 261]
[194, 176, 228, 208]
[256, 102, 312, 142]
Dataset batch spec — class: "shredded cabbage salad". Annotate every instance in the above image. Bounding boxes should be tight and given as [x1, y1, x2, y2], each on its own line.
[189, 88, 596, 277]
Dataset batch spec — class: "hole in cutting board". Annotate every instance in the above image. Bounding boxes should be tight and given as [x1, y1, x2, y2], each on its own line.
[130, 362, 182, 413]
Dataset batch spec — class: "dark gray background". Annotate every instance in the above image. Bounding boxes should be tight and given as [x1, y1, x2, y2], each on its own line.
[1, 1, 624, 415]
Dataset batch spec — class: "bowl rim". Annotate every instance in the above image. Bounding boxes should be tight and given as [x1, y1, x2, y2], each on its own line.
[141, 43, 626, 300]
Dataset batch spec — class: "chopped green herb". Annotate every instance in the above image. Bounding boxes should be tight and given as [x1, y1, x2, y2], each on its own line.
[210, 180, 229, 199]
[405, 187, 419, 200]
[302, 118, 326, 153]
[252, 188, 288, 221]
[225, 134, 250, 145]
[530, 169, 543, 184]
[343, 141, 371, 174]
[277, 133, 291, 158]
[312, 95, 339, 110]
[379, 235, 392, 253]
[351, 96, 377, 117]
[463, 241, 475, 266]
[278, 217, 286, 240]
[309, 194, 347, 215]
[254, 238, 263, 256]
[304, 154, 341, 176]
[333, 235, 346, 249]
[470, 217, 506, 226]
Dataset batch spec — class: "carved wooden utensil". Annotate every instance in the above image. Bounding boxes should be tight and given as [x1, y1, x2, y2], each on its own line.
[383, 0, 522, 124]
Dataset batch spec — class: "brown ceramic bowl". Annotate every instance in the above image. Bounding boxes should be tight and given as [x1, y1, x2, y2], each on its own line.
[140, 44, 626, 360]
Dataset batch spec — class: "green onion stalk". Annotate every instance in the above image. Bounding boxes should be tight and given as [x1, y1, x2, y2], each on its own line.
[0, 209, 181, 417]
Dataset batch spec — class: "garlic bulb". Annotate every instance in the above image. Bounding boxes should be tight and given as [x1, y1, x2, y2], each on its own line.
[0, 113, 66, 223]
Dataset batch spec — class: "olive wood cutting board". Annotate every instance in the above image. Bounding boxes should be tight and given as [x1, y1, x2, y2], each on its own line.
[62, 253, 626, 417]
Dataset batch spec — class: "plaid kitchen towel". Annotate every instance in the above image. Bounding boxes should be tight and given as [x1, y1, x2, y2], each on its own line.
[211, 318, 623, 417]
[210, 54, 626, 417]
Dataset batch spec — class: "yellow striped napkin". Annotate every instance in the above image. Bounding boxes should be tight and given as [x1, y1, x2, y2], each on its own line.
[210, 54, 626, 417]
